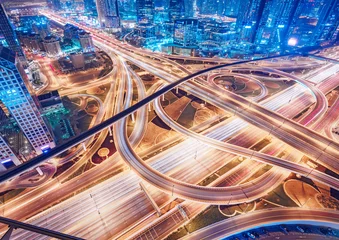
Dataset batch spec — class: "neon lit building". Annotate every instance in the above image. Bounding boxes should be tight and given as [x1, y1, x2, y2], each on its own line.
[0, 4, 26, 64]
[136, 0, 154, 24]
[236, 0, 265, 42]
[0, 46, 55, 155]
[79, 31, 95, 52]
[285, 0, 335, 47]
[169, 0, 185, 21]
[254, 0, 298, 47]
[96, 0, 120, 28]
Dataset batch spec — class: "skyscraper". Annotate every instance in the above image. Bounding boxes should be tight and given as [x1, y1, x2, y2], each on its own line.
[0, 4, 26, 64]
[84, 0, 97, 13]
[254, 0, 298, 47]
[0, 46, 55, 155]
[286, 0, 335, 47]
[224, 0, 240, 17]
[314, 0, 339, 45]
[96, 0, 120, 28]
[136, 0, 155, 24]
[185, 0, 197, 17]
[236, 0, 266, 42]
[169, 0, 185, 21]
[0, 135, 21, 171]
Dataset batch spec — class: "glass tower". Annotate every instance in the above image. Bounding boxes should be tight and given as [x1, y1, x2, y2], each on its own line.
[136, 0, 155, 24]
[169, 0, 185, 21]
[286, 0, 335, 47]
[0, 4, 26, 64]
[0, 46, 55, 155]
[96, 0, 120, 28]
[236, 0, 266, 42]
[254, 0, 298, 47]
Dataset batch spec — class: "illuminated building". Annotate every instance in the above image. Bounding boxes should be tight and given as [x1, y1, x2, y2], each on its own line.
[224, 0, 240, 17]
[84, 0, 97, 13]
[185, 0, 197, 17]
[27, 33, 42, 51]
[173, 19, 198, 47]
[96, 0, 120, 28]
[314, 0, 339, 45]
[136, 0, 154, 24]
[207, 23, 236, 45]
[286, 0, 335, 47]
[169, 0, 185, 21]
[0, 46, 55, 155]
[50, 0, 62, 11]
[136, 23, 156, 40]
[64, 23, 80, 40]
[254, 0, 298, 48]
[79, 31, 95, 52]
[236, 0, 265, 42]
[43, 35, 62, 57]
[0, 4, 26, 64]
[32, 21, 51, 39]
[27, 61, 42, 83]
[0, 135, 21, 171]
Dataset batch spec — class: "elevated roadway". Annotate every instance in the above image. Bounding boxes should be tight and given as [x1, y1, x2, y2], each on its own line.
[181, 208, 339, 240]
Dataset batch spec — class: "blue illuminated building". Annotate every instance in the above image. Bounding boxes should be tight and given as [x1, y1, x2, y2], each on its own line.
[0, 46, 55, 155]
[236, 0, 265, 43]
[0, 4, 26, 64]
[84, 0, 98, 14]
[173, 19, 198, 47]
[136, 0, 155, 24]
[286, 0, 339, 47]
[254, 0, 298, 49]
[96, 0, 120, 28]
[169, 0, 185, 21]
[224, 0, 240, 17]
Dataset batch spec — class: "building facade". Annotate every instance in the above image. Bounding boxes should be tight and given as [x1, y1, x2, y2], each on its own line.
[79, 31, 95, 52]
[0, 4, 26, 64]
[0, 46, 55, 155]
[254, 0, 298, 48]
[236, 0, 265, 43]
[285, 0, 335, 47]
[169, 0, 185, 21]
[43, 35, 62, 57]
[174, 19, 198, 47]
[96, 0, 120, 28]
[136, 0, 154, 24]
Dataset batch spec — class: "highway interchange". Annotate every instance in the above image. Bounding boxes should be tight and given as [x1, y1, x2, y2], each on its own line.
[0, 10, 339, 239]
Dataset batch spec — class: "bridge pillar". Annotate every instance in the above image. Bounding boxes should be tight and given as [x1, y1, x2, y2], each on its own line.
[177, 204, 189, 221]
[82, 142, 87, 151]
[1, 226, 13, 240]
[140, 182, 161, 216]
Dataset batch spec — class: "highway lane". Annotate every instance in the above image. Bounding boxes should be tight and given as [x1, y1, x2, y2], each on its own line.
[6, 68, 326, 238]
[181, 208, 339, 240]
[45, 12, 339, 173]
[93, 39, 339, 168]
[113, 82, 309, 204]
[207, 72, 268, 102]
[152, 86, 339, 191]
[145, 62, 339, 172]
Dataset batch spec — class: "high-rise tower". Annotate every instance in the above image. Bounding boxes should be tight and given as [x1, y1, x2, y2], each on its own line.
[286, 0, 335, 47]
[0, 46, 55, 155]
[136, 0, 154, 24]
[236, 0, 266, 42]
[96, 0, 120, 28]
[169, 0, 185, 21]
[0, 4, 26, 64]
[254, 0, 298, 47]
